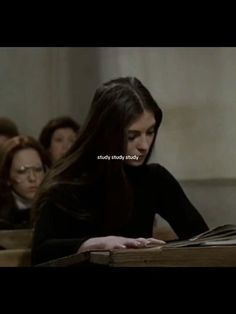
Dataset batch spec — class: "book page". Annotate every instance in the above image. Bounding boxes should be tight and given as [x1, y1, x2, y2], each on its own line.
[164, 224, 236, 248]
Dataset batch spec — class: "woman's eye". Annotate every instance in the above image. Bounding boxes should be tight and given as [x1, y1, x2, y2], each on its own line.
[147, 129, 155, 135]
[17, 169, 27, 175]
[35, 167, 44, 173]
[55, 138, 63, 143]
[128, 135, 137, 141]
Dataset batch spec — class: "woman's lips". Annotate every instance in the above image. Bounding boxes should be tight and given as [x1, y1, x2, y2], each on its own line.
[28, 187, 38, 192]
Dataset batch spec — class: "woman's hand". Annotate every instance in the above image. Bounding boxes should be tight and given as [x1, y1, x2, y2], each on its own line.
[77, 236, 165, 253]
[135, 237, 166, 247]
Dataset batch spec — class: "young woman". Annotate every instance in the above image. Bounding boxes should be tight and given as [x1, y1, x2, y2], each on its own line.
[0, 135, 50, 229]
[39, 116, 80, 165]
[31, 77, 208, 265]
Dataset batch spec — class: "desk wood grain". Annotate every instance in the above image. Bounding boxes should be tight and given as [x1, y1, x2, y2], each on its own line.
[89, 246, 236, 267]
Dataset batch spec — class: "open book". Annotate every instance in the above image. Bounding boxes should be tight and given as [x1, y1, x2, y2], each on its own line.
[164, 224, 236, 248]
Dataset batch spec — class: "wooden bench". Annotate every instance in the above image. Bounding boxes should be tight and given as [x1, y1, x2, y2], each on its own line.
[0, 229, 33, 250]
[0, 248, 31, 267]
[0, 229, 33, 266]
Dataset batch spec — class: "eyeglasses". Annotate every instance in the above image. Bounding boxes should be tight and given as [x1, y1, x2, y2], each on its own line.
[13, 165, 45, 183]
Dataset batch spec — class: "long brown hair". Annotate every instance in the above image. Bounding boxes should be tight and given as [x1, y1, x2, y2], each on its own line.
[33, 77, 163, 232]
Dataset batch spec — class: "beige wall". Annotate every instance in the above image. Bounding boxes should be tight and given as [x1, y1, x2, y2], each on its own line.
[0, 47, 100, 138]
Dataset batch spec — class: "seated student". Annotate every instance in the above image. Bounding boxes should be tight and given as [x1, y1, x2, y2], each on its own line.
[31, 77, 208, 265]
[0, 135, 50, 229]
[39, 116, 80, 165]
[0, 117, 19, 147]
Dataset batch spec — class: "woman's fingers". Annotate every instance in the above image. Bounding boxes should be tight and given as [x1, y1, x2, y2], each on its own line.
[106, 237, 142, 249]
[146, 237, 166, 246]
[122, 237, 165, 249]
[147, 237, 165, 243]
[135, 237, 165, 247]
[135, 237, 149, 246]
[122, 238, 144, 248]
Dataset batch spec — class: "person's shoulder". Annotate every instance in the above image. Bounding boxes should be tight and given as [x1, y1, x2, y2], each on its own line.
[146, 163, 172, 176]
[146, 163, 181, 188]
[145, 163, 178, 182]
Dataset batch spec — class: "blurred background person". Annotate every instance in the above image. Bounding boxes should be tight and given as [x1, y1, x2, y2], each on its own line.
[0, 117, 19, 147]
[39, 116, 80, 165]
[0, 135, 50, 229]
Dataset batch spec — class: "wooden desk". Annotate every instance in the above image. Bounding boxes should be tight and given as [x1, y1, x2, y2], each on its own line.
[89, 246, 236, 267]
[38, 245, 236, 267]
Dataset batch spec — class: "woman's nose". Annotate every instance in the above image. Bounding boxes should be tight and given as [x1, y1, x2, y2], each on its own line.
[137, 135, 149, 151]
[28, 170, 37, 181]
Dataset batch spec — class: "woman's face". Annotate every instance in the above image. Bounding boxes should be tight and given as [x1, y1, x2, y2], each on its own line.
[9, 148, 45, 200]
[126, 110, 156, 166]
[49, 127, 78, 163]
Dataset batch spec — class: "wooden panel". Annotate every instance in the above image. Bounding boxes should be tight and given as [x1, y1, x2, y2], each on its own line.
[0, 229, 33, 249]
[0, 249, 31, 267]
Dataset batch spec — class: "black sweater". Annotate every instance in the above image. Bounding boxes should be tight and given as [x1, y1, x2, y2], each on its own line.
[31, 164, 208, 264]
